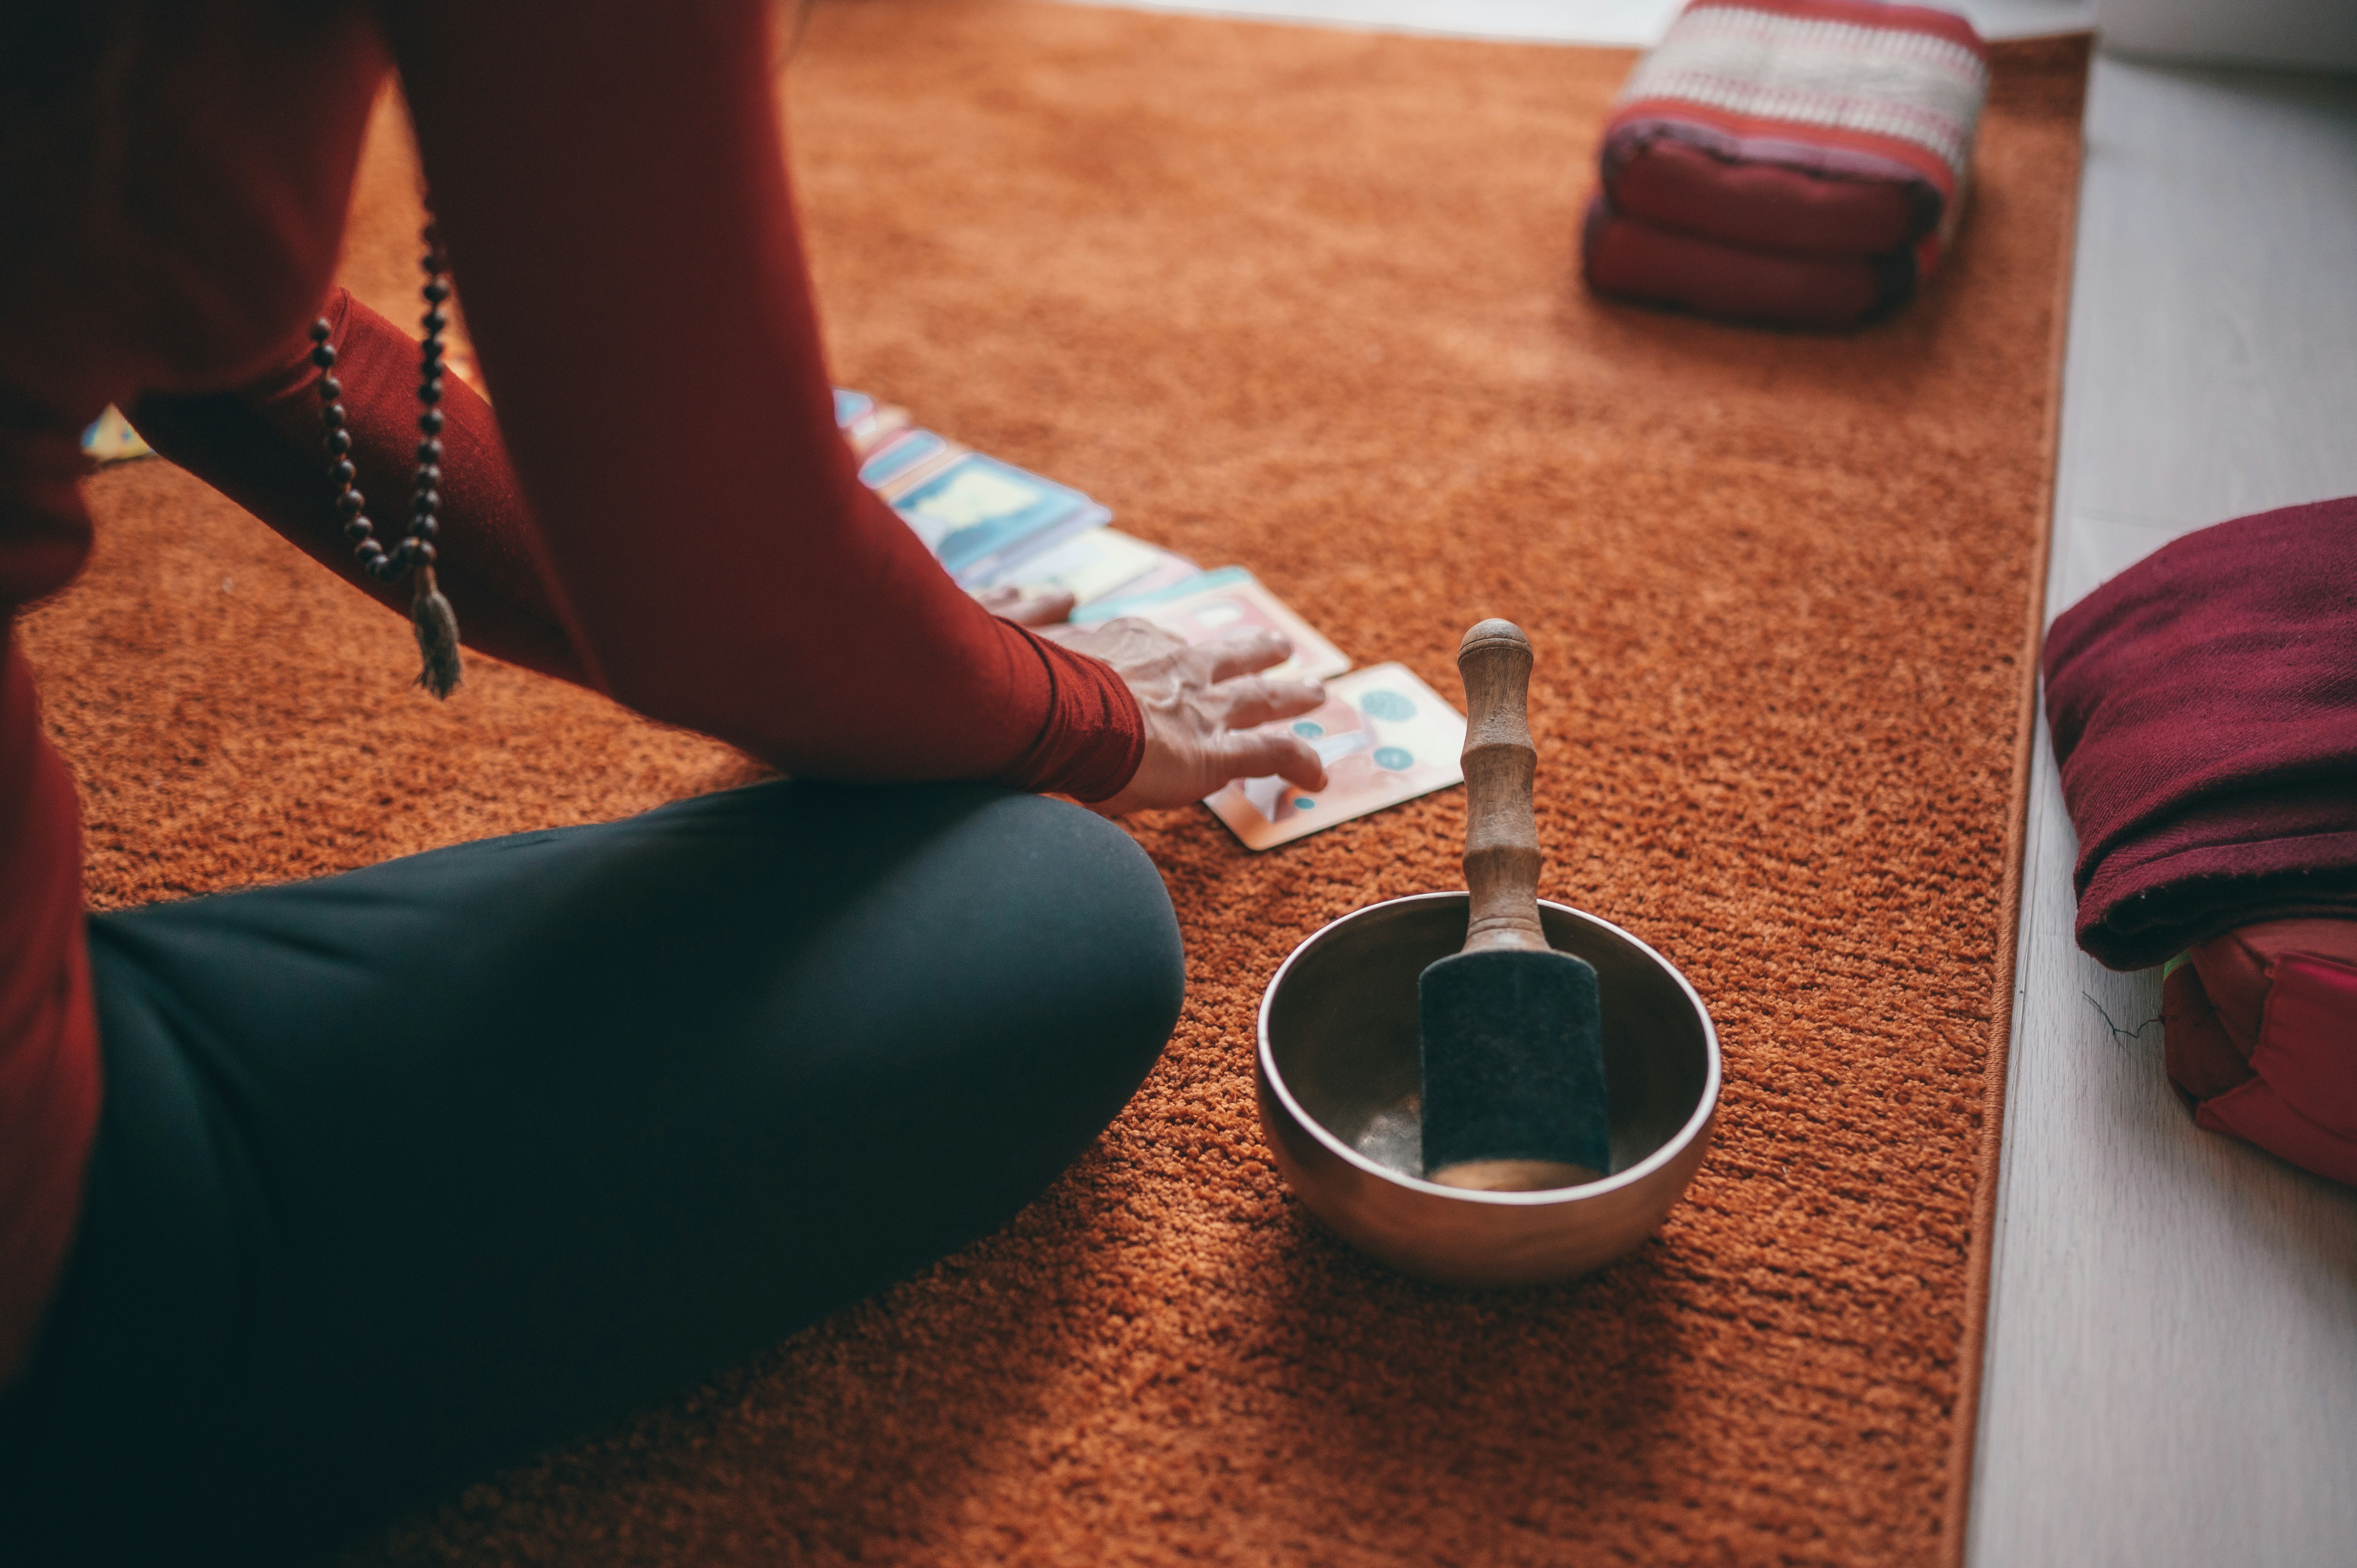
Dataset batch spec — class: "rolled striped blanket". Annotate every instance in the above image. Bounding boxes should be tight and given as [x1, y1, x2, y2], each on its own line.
[1583, 0, 1991, 328]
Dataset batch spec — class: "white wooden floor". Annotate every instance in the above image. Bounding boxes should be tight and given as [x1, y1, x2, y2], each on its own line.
[1966, 55, 2357, 1568]
[1072, 2, 2357, 1559]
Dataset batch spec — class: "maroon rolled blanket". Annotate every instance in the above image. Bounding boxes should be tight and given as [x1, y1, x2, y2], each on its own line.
[2043, 496, 2357, 972]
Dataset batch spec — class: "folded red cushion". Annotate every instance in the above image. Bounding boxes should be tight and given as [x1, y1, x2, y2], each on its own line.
[1584, 0, 1989, 327]
[2163, 919, 2357, 1185]
[1582, 195, 1918, 330]
[2043, 497, 2357, 971]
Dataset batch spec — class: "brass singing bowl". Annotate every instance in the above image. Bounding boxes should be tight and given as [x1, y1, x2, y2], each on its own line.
[1256, 892, 1719, 1287]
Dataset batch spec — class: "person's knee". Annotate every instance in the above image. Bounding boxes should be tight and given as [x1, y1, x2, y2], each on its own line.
[1014, 795, 1186, 1091]
[838, 792, 1181, 1239]
[597, 779, 1184, 1144]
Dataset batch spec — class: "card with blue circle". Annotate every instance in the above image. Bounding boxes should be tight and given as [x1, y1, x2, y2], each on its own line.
[1204, 663, 1466, 851]
[79, 406, 151, 464]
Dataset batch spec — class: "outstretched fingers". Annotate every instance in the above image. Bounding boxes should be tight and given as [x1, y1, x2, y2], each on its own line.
[1216, 726, 1327, 793]
[1214, 674, 1326, 731]
[1198, 628, 1296, 684]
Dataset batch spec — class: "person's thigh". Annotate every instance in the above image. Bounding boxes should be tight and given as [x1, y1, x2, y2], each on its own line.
[0, 781, 1182, 1565]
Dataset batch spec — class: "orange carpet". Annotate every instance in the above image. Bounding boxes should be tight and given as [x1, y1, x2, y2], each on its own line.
[21, 4, 2088, 1562]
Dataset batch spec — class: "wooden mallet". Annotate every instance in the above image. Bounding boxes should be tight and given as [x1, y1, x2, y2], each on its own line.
[1418, 619, 1611, 1191]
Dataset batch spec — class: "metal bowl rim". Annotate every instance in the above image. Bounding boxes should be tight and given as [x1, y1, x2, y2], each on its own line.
[1256, 890, 1722, 1207]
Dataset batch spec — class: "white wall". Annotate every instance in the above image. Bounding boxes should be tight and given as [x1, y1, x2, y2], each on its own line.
[2097, 0, 2357, 72]
[1063, 0, 2098, 47]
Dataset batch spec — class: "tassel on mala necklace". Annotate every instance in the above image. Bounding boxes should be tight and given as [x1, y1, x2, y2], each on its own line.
[309, 219, 464, 699]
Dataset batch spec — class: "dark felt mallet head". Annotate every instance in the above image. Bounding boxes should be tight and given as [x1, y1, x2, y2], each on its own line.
[1418, 619, 1611, 1191]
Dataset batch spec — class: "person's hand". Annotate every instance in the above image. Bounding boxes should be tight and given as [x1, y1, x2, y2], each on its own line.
[1048, 618, 1329, 815]
[970, 583, 1076, 627]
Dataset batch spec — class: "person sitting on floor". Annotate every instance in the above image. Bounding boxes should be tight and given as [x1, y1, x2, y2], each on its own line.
[0, 2, 1330, 1562]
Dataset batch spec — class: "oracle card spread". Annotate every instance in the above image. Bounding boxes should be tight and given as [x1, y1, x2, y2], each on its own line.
[837, 399, 1113, 588]
[1205, 663, 1465, 850]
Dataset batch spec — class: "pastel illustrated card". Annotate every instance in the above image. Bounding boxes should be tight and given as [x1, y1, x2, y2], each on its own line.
[860, 428, 959, 491]
[79, 406, 151, 464]
[832, 388, 910, 457]
[1088, 551, 1201, 605]
[890, 454, 1108, 584]
[1071, 566, 1350, 683]
[834, 392, 1121, 590]
[1205, 663, 1466, 851]
[982, 527, 1196, 609]
[844, 406, 910, 457]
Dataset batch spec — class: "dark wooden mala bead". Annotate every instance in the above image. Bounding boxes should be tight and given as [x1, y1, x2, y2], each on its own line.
[310, 219, 463, 698]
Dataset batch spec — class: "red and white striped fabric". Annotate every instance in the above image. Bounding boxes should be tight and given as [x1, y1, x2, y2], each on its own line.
[1583, 0, 1991, 329]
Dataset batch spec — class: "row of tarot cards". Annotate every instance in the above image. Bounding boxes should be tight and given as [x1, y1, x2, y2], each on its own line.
[836, 390, 1467, 850]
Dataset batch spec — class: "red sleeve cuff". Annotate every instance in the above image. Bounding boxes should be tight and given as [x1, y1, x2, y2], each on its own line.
[990, 625, 1145, 803]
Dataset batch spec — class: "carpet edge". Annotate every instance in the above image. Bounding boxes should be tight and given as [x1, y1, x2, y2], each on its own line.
[1935, 31, 2093, 1567]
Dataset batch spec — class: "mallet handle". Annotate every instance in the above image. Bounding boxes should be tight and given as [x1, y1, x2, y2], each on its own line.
[1456, 618, 1548, 955]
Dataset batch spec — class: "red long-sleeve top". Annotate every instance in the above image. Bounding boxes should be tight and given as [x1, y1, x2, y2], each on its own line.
[0, 0, 1143, 1385]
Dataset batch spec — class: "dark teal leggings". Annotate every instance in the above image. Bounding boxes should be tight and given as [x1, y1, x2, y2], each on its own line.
[0, 782, 1184, 1566]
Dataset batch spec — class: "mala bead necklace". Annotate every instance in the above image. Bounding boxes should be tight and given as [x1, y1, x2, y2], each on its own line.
[308, 219, 464, 699]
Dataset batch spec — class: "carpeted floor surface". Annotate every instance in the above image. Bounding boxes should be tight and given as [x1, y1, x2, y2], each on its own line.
[20, 3, 2089, 1562]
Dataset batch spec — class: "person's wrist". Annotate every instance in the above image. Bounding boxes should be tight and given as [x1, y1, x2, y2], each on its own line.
[998, 626, 1147, 803]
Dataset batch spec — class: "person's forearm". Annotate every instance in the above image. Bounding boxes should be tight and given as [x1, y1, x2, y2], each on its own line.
[382, 0, 1141, 795]
[129, 289, 590, 689]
